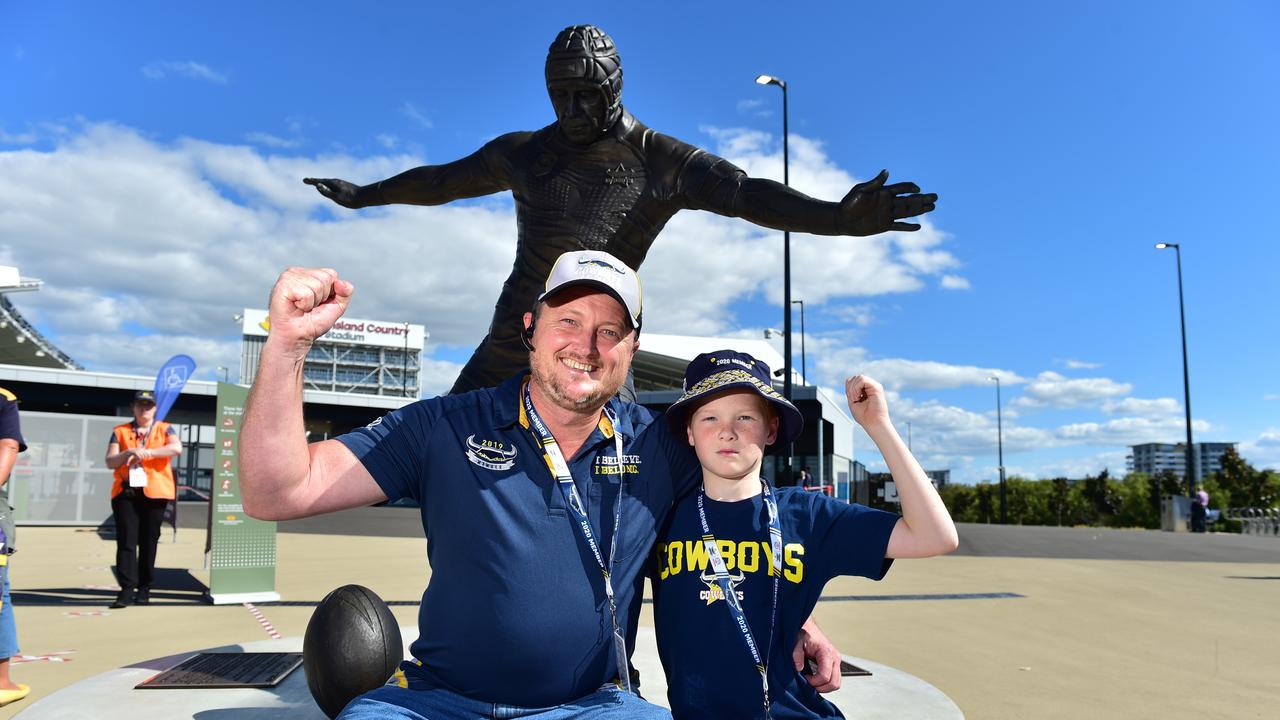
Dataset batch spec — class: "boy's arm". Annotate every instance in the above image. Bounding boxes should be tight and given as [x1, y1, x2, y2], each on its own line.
[847, 375, 959, 559]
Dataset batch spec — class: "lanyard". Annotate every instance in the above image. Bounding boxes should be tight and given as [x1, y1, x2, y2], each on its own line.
[134, 423, 153, 448]
[697, 481, 783, 720]
[521, 381, 632, 693]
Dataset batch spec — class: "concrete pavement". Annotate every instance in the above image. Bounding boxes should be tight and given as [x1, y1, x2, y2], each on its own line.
[3, 517, 1277, 718]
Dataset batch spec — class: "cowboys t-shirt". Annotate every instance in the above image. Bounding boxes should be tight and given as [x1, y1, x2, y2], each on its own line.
[651, 487, 900, 719]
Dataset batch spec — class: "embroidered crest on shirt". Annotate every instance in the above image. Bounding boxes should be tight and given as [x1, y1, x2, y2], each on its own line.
[465, 435, 518, 471]
[604, 163, 641, 186]
[699, 567, 746, 605]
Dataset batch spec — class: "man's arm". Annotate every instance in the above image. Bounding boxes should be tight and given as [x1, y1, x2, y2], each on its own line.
[846, 375, 958, 558]
[240, 267, 388, 521]
[0, 439, 17, 491]
[303, 136, 518, 209]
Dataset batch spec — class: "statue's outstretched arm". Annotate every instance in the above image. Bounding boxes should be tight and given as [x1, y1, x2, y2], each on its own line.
[731, 170, 937, 237]
[304, 139, 514, 210]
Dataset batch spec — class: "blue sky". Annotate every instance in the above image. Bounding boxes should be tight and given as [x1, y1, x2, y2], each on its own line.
[2, 1, 1277, 482]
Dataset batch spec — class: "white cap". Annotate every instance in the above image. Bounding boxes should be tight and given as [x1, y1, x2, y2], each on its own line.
[538, 251, 642, 330]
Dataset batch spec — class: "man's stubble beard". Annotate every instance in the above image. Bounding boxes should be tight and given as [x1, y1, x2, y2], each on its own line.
[530, 353, 624, 413]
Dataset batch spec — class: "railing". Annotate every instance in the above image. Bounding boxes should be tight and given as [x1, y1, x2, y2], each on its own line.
[1226, 508, 1280, 536]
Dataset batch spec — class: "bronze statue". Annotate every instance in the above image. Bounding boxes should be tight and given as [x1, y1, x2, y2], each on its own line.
[306, 25, 937, 397]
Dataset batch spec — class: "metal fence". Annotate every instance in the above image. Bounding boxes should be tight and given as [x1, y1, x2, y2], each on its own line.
[1227, 507, 1280, 536]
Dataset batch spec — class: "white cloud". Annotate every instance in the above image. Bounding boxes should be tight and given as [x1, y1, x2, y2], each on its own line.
[735, 98, 771, 117]
[0, 121, 511, 376]
[1264, 393, 1280, 401]
[1101, 397, 1180, 418]
[245, 132, 301, 149]
[820, 304, 874, 327]
[1014, 371, 1132, 409]
[0, 126, 38, 145]
[1056, 416, 1211, 446]
[1239, 429, 1280, 471]
[940, 274, 970, 290]
[1063, 358, 1102, 369]
[401, 102, 433, 130]
[837, 358, 1024, 392]
[141, 61, 228, 84]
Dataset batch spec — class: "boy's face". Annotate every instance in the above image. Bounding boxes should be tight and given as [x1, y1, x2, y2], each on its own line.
[686, 389, 779, 485]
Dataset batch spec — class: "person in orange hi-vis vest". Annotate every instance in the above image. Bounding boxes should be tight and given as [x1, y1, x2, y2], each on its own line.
[104, 390, 183, 608]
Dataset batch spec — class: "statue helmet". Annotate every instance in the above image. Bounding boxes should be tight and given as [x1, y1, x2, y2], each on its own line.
[545, 25, 624, 129]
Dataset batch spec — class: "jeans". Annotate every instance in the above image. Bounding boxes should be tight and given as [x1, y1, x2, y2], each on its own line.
[0, 561, 18, 659]
[338, 683, 672, 720]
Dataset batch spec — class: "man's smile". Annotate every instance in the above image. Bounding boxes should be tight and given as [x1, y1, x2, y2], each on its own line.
[561, 357, 598, 373]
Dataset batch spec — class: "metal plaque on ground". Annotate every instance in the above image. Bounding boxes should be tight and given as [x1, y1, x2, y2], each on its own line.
[136, 652, 303, 689]
[841, 660, 872, 677]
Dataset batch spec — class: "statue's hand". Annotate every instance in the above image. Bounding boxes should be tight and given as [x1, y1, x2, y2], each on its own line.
[304, 177, 364, 209]
[837, 170, 937, 236]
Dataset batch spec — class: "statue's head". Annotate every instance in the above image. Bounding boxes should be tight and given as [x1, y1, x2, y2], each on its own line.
[545, 25, 623, 144]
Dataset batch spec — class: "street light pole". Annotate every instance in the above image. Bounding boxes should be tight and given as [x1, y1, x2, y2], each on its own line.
[1156, 243, 1195, 497]
[756, 74, 791, 402]
[989, 375, 1007, 524]
[791, 300, 806, 385]
[216, 366, 228, 383]
[758, 73, 793, 481]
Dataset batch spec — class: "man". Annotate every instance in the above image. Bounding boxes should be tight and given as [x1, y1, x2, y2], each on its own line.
[305, 24, 937, 398]
[0, 388, 29, 707]
[241, 251, 843, 718]
[104, 390, 183, 608]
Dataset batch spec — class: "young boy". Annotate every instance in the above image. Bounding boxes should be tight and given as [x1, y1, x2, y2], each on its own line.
[651, 351, 958, 719]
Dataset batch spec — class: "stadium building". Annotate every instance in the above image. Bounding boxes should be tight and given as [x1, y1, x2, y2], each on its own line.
[239, 309, 426, 398]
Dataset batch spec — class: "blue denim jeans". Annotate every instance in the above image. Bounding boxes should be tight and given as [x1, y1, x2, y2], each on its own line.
[0, 562, 18, 660]
[338, 682, 672, 720]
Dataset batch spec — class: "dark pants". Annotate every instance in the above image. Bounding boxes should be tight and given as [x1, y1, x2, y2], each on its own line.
[112, 492, 169, 590]
[1190, 503, 1207, 533]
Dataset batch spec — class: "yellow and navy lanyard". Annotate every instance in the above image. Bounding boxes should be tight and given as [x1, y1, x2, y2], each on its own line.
[697, 481, 784, 720]
[521, 381, 632, 693]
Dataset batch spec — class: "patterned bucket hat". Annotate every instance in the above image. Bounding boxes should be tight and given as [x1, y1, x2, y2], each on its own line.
[665, 350, 803, 451]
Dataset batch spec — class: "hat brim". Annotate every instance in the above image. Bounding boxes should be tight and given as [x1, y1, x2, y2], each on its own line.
[665, 369, 803, 453]
[540, 279, 642, 331]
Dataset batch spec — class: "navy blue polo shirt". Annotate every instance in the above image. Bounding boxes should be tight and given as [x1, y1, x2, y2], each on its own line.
[0, 389, 24, 453]
[338, 373, 700, 707]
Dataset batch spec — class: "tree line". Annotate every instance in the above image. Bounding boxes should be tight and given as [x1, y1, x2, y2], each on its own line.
[930, 447, 1279, 530]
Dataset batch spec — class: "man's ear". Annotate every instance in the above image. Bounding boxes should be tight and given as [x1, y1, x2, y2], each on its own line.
[765, 416, 780, 446]
[522, 312, 533, 331]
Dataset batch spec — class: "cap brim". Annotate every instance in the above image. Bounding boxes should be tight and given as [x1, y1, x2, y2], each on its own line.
[540, 279, 641, 330]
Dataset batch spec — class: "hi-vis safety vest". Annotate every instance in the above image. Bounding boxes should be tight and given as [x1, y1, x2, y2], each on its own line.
[111, 421, 177, 500]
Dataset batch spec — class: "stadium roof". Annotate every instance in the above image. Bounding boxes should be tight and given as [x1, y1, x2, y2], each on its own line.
[0, 267, 82, 370]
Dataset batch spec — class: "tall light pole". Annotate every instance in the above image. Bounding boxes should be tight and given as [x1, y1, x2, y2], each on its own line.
[757, 73, 793, 480]
[755, 74, 791, 401]
[791, 299, 806, 385]
[1156, 243, 1195, 497]
[989, 375, 1007, 524]
[216, 366, 229, 383]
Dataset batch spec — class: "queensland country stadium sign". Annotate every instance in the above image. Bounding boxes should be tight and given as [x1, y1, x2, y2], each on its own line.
[240, 309, 426, 350]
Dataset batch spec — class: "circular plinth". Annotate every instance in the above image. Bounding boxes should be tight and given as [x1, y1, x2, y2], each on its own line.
[20, 628, 961, 719]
